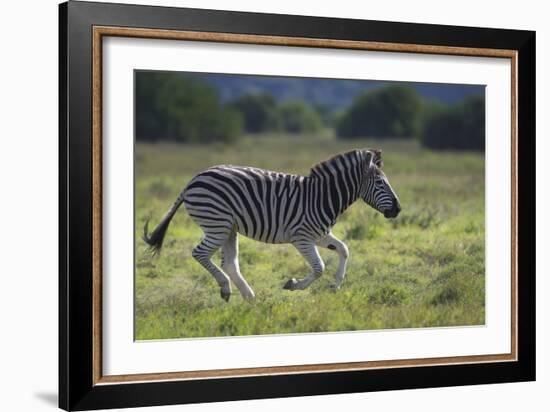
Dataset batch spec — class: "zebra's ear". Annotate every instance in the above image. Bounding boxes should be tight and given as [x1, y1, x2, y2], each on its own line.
[365, 149, 383, 168]
[373, 149, 383, 168]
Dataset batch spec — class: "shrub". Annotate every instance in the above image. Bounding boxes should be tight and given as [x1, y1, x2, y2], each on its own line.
[313, 103, 336, 127]
[419, 95, 485, 151]
[231, 93, 281, 133]
[369, 284, 411, 306]
[346, 223, 381, 240]
[278, 100, 323, 134]
[430, 284, 462, 305]
[336, 85, 422, 139]
[135, 72, 243, 143]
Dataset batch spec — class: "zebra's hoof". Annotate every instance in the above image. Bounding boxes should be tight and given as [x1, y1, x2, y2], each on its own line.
[283, 278, 298, 291]
[220, 289, 231, 302]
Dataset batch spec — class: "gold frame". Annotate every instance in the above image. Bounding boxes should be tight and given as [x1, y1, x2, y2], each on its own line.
[91, 26, 518, 386]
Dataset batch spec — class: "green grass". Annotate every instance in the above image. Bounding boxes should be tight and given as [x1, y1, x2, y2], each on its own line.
[135, 134, 485, 340]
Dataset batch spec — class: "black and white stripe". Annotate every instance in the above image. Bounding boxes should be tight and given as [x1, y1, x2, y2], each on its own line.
[143, 149, 400, 301]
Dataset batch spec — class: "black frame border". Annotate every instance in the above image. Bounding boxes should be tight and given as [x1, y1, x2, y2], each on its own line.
[59, 1, 535, 410]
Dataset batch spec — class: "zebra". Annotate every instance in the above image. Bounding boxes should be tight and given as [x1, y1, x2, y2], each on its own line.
[143, 148, 401, 301]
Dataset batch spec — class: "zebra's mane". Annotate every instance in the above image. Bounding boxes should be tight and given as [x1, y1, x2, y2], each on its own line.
[309, 150, 364, 178]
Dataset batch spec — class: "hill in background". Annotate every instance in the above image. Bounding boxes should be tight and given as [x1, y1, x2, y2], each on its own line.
[190, 72, 485, 110]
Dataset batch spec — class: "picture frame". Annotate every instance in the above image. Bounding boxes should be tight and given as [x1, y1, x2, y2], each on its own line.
[59, 1, 536, 410]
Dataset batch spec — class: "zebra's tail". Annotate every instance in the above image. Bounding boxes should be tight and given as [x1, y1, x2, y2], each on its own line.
[143, 191, 186, 255]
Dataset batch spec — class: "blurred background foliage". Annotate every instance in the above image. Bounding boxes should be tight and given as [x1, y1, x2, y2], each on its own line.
[419, 95, 486, 151]
[136, 72, 243, 143]
[230, 92, 280, 133]
[336, 85, 422, 139]
[135, 71, 485, 151]
[278, 100, 323, 134]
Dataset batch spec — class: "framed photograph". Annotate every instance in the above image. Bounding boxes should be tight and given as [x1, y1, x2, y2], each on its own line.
[59, 1, 535, 410]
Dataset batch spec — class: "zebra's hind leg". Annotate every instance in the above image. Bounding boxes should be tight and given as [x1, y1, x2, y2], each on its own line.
[192, 230, 233, 302]
[221, 230, 255, 301]
[317, 232, 349, 290]
[283, 241, 325, 291]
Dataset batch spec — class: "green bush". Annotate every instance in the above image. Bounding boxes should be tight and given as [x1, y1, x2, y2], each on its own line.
[278, 100, 323, 134]
[230, 93, 281, 133]
[369, 284, 411, 306]
[336, 85, 422, 139]
[313, 103, 336, 127]
[419, 95, 485, 151]
[136, 72, 243, 143]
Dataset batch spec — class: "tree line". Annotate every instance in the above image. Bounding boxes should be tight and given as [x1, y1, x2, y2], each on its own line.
[136, 72, 485, 151]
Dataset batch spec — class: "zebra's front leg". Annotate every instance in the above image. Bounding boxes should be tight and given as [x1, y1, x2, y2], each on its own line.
[192, 231, 232, 302]
[318, 232, 349, 290]
[283, 241, 325, 291]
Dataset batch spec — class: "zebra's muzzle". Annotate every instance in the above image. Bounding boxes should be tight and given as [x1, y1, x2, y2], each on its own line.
[384, 199, 401, 219]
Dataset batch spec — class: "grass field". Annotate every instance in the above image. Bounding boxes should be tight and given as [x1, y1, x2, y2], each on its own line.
[135, 135, 485, 340]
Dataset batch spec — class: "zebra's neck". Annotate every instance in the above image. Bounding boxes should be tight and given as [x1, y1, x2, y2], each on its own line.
[305, 153, 364, 230]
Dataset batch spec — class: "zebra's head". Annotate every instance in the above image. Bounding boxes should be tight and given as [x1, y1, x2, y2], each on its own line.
[361, 149, 401, 219]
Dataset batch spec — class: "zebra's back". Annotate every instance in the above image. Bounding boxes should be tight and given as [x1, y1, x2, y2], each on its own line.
[183, 165, 305, 243]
